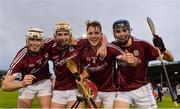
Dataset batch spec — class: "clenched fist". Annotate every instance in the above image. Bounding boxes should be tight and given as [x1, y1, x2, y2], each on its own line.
[125, 50, 138, 67]
[22, 75, 36, 87]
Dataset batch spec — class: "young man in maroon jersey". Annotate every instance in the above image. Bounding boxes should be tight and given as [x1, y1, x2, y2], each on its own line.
[2, 27, 52, 108]
[79, 20, 138, 108]
[49, 21, 108, 108]
[112, 19, 174, 109]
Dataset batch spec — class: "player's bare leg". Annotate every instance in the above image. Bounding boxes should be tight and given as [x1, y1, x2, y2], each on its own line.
[113, 100, 130, 109]
[17, 98, 33, 108]
[38, 95, 51, 108]
[103, 103, 114, 108]
[50, 102, 66, 108]
[96, 102, 102, 108]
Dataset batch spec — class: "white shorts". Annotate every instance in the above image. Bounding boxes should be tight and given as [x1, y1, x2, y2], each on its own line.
[115, 83, 157, 109]
[51, 89, 77, 104]
[95, 91, 116, 107]
[18, 79, 52, 99]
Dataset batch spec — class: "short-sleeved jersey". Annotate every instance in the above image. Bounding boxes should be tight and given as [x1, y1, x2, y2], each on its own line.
[112, 37, 159, 91]
[47, 38, 89, 90]
[7, 39, 51, 83]
[81, 43, 124, 92]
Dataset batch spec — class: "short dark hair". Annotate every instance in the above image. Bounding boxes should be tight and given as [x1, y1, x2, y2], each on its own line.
[86, 20, 102, 32]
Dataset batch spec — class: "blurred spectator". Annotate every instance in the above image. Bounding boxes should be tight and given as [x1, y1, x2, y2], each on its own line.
[156, 83, 163, 102]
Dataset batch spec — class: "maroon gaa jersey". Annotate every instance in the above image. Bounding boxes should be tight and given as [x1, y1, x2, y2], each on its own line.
[47, 38, 89, 90]
[7, 39, 51, 83]
[81, 43, 124, 92]
[112, 37, 159, 91]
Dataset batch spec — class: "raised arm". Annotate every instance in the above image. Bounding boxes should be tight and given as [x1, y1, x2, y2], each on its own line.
[153, 35, 174, 62]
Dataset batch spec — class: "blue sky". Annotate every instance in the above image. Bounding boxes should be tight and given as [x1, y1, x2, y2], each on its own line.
[0, 0, 180, 70]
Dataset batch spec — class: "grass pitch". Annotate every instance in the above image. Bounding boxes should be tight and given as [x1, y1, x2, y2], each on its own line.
[0, 89, 39, 108]
[0, 88, 180, 108]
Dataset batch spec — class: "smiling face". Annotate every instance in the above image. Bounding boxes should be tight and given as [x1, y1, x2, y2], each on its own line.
[87, 26, 102, 47]
[26, 28, 44, 54]
[54, 21, 72, 48]
[86, 21, 102, 47]
[113, 27, 130, 45]
[54, 30, 71, 48]
[112, 20, 131, 46]
[26, 38, 44, 53]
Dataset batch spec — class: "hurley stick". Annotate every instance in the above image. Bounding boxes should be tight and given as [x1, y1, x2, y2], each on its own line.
[147, 17, 178, 106]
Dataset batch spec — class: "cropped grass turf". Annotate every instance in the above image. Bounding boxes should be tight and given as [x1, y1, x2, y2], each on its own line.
[0, 88, 180, 108]
[0, 88, 39, 108]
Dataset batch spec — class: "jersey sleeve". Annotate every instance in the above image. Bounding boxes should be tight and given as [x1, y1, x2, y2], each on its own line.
[108, 43, 124, 57]
[143, 41, 159, 61]
[44, 38, 54, 52]
[77, 38, 90, 52]
[6, 48, 26, 77]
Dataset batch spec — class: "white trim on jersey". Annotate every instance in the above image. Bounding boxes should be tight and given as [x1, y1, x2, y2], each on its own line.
[107, 43, 124, 53]
[44, 37, 53, 43]
[7, 48, 27, 75]
[12, 48, 27, 66]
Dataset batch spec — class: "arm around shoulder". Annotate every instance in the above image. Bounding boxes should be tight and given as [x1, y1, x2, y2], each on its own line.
[96, 34, 108, 57]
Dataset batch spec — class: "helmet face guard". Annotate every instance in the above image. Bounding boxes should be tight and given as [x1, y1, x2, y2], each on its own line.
[26, 27, 44, 39]
[113, 20, 131, 45]
[26, 27, 44, 54]
[55, 21, 72, 35]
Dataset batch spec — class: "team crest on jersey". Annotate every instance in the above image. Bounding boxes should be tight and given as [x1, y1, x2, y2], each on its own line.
[69, 46, 74, 52]
[133, 50, 139, 56]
